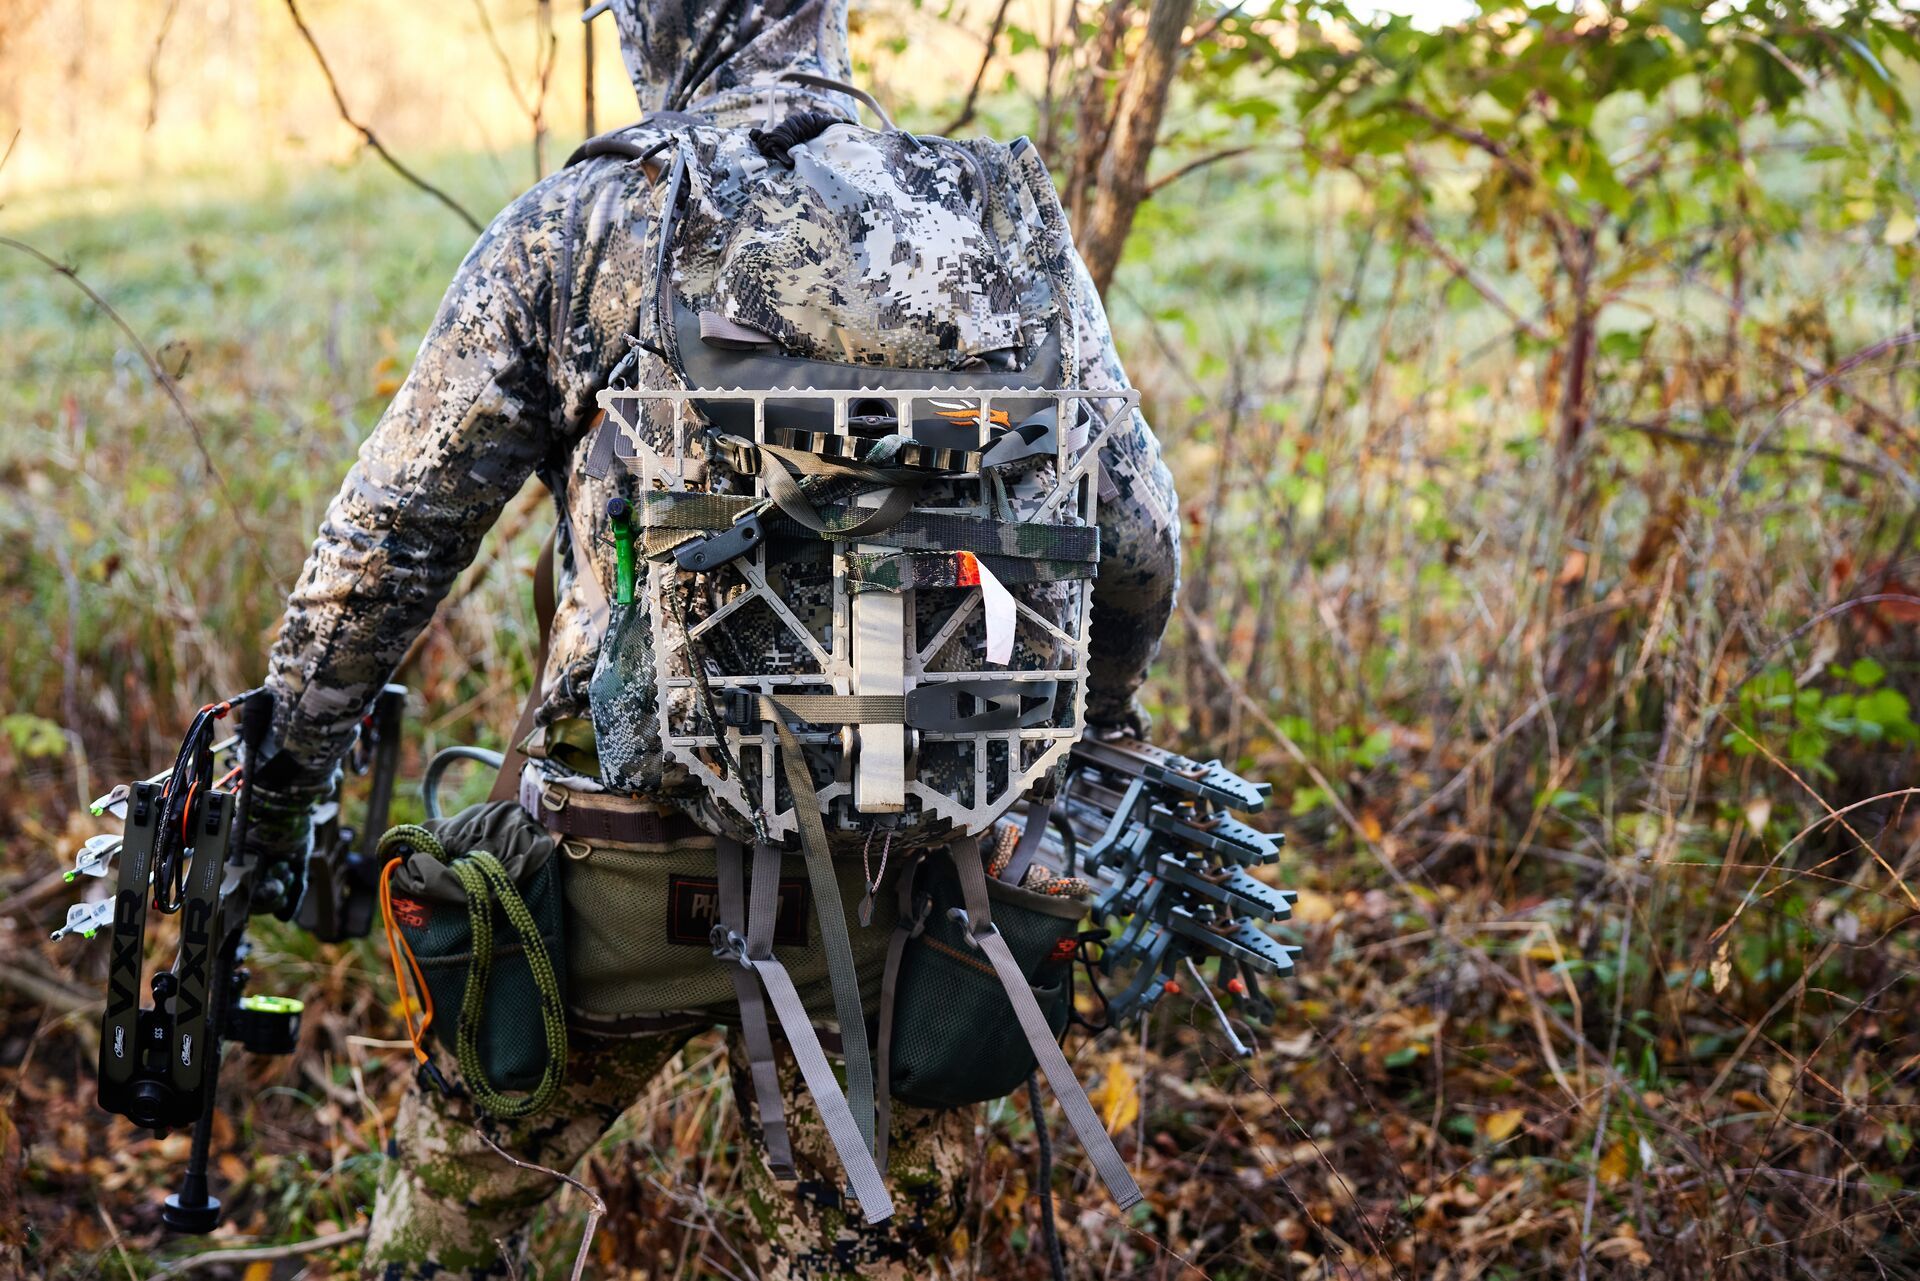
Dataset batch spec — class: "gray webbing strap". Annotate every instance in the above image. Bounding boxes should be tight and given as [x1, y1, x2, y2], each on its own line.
[716, 836, 793, 1179]
[948, 837, 1145, 1210]
[712, 841, 894, 1220]
[998, 794, 1055, 888]
[738, 934, 896, 1222]
[873, 854, 927, 1171]
[759, 696, 881, 1166]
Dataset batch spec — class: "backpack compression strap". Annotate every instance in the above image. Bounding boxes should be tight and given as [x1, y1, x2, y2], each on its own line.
[714, 835, 793, 1179]
[946, 835, 1145, 1210]
[713, 836, 894, 1222]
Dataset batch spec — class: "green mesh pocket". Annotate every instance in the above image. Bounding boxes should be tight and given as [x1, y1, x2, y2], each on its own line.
[381, 802, 568, 1116]
[588, 599, 664, 794]
[887, 856, 1087, 1109]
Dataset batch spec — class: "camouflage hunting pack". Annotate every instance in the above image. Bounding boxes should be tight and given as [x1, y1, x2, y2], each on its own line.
[571, 104, 1143, 1219]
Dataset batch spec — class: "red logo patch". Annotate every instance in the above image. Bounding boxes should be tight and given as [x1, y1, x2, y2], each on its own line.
[1047, 937, 1078, 964]
[391, 897, 428, 929]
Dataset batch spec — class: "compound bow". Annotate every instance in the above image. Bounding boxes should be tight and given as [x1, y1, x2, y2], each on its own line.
[52, 684, 405, 1232]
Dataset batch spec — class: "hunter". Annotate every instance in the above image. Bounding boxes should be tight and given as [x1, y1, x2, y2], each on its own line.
[243, 0, 1180, 1275]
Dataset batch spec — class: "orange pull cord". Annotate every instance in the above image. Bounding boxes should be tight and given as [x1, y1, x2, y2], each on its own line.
[379, 857, 435, 1067]
[179, 781, 201, 844]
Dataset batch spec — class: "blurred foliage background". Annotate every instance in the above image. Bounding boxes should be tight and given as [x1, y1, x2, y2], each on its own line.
[4, 1, 1920, 1277]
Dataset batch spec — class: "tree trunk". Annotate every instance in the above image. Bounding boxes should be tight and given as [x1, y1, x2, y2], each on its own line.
[583, 0, 597, 138]
[1074, 0, 1196, 294]
[1556, 226, 1598, 459]
[1064, 0, 1132, 227]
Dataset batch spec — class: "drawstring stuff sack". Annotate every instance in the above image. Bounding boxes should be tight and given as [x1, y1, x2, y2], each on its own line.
[378, 801, 569, 1119]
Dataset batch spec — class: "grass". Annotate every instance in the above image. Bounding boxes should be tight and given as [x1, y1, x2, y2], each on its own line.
[3, 120, 1920, 1279]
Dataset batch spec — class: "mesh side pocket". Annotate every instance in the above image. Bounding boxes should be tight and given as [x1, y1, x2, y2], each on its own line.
[887, 856, 1086, 1110]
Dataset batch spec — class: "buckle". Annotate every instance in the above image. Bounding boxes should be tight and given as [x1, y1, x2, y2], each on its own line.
[707, 431, 761, 476]
[946, 907, 999, 945]
[709, 925, 752, 967]
[720, 690, 760, 728]
[538, 782, 570, 814]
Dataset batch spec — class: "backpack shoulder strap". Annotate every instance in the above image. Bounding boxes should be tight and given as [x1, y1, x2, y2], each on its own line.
[487, 529, 559, 803]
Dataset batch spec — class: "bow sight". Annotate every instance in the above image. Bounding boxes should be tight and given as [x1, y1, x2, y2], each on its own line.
[53, 684, 406, 1233]
[1036, 735, 1300, 1049]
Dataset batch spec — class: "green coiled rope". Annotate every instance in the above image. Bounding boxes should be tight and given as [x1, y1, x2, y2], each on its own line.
[379, 825, 568, 1119]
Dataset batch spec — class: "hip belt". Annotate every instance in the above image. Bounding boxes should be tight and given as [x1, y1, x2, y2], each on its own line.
[517, 766, 707, 847]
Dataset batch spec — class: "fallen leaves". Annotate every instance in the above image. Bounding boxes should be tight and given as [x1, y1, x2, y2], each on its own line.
[1484, 1108, 1526, 1144]
[1093, 1050, 1140, 1136]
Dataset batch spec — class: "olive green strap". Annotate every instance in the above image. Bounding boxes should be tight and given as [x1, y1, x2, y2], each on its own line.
[448, 852, 568, 1120]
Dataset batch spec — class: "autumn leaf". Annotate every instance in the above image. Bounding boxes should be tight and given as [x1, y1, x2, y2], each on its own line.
[1292, 888, 1336, 924]
[1594, 1224, 1652, 1268]
[1093, 1051, 1140, 1136]
[1597, 1142, 1630, 1186]
[1485, 1108, 1525, 1143]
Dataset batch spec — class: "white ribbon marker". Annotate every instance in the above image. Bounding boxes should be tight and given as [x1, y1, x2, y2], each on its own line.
[965, 552, 1017, 667]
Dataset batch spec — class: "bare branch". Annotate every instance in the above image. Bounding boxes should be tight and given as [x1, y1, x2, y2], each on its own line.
[471, 0, 535, 114]
[1144, 144, 1255, 196]
[144, 0, 182, 132]
[473, 1128, 606, 1281]
[1602, 416, 1885, 478]
[941, 0, 1017, 136]
[281, 0, 484, 234]
[152, 1225, 370, 1278]
[582, 0, 598, 136]
[1077, 0, 1200, 292]
[0, 234, 273, 578]
[1183, 0, 1244, 48]
[1405, 215, 1553, 343]
[0, 954, 99, 1018]
[534, 0, 558, 179]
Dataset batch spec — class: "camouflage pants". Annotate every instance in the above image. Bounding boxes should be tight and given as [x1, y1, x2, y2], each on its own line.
[362, 1028, 975, 1279]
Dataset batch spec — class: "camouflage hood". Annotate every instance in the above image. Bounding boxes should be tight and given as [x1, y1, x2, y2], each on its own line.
[606, 0, 855, 120]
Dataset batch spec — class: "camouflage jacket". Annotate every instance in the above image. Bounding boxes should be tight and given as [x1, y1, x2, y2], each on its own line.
[259, 0, 1180, 799]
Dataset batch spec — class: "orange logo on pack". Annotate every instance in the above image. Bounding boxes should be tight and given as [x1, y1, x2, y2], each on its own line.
[1047, 937, 1077, 963]
[390, 897, 428, 929]
[934, 406, 1012, 429]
